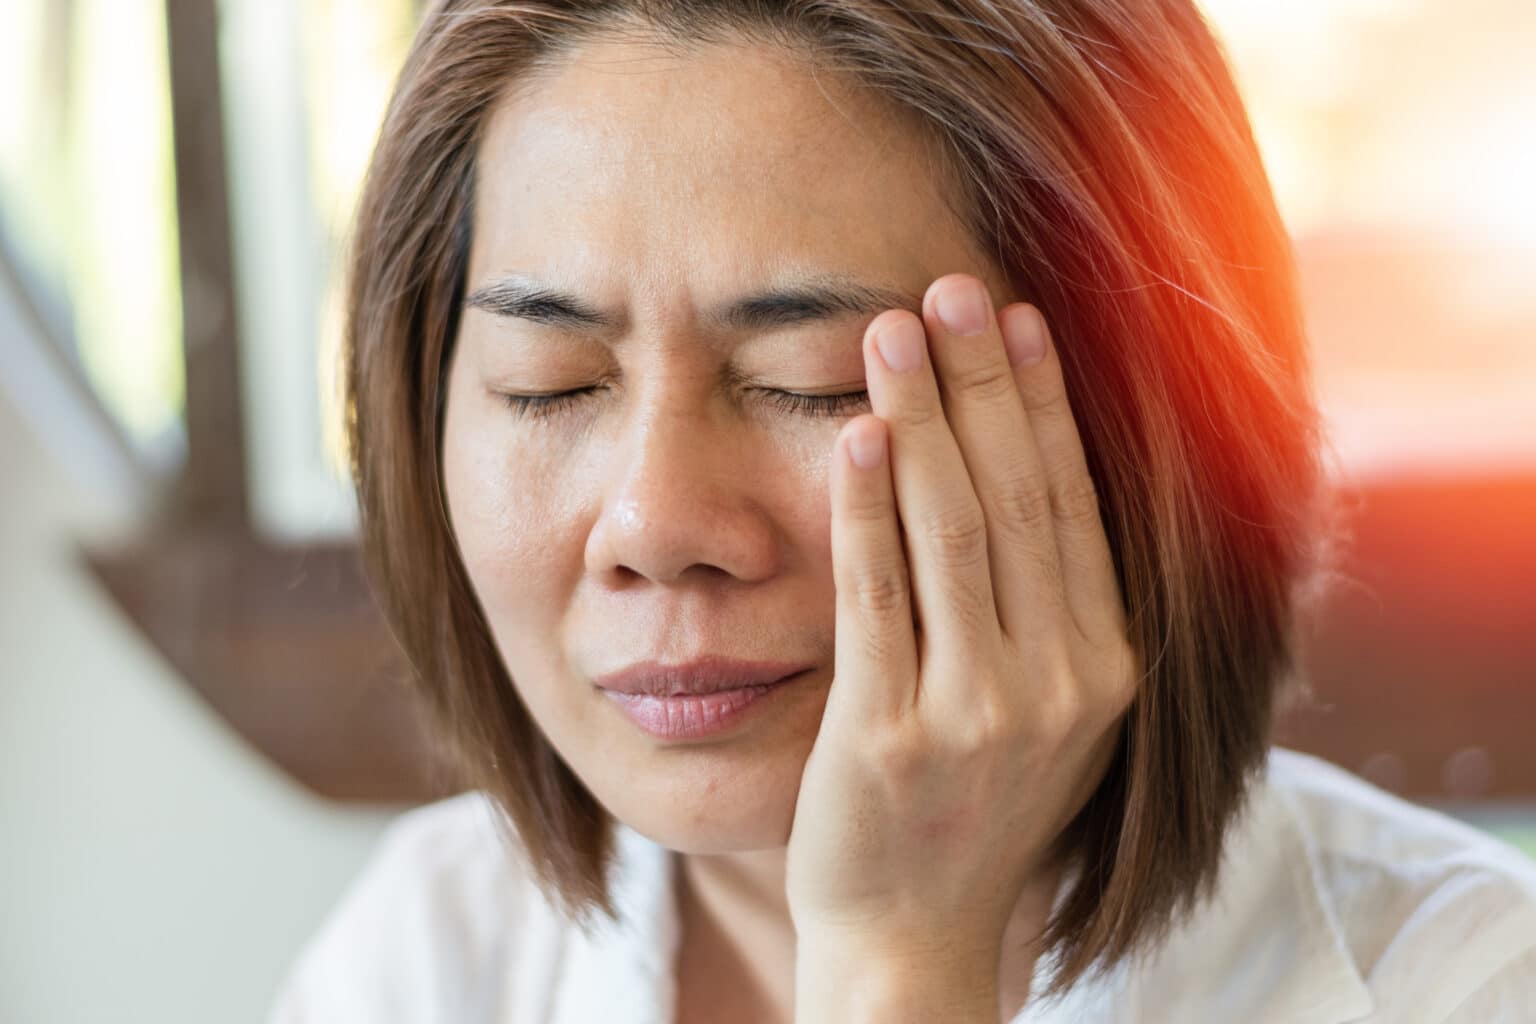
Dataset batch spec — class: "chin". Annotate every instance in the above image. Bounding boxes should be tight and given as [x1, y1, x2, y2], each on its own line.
[601, 750, 804, 855]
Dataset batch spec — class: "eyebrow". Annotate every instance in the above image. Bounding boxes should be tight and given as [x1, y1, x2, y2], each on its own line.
[462, 271, 922, 336]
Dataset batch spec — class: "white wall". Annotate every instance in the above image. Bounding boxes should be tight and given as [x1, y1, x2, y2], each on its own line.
[0, 380, 400, 1022]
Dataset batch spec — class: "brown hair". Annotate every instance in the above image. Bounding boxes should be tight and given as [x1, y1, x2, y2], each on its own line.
[343, 0, 1340, 997]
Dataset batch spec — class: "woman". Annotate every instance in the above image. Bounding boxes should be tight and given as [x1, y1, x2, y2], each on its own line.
[269, 0, 1536, 1020]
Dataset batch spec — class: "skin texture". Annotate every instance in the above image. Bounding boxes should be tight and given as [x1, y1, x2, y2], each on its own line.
[441, 31, 1135, 1024]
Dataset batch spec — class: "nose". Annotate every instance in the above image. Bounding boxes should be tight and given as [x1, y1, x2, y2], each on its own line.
[583, 402, 781, 587]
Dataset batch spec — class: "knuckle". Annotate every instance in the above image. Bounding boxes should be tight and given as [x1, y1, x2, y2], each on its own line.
[970, 689, 1023, 747]
[921, 502, 989, 570]
[990, 469, 1055, 537]
[942, 705, 1018, 761]
[848, 561, 911, 616]
[866, 727, 926, 777]
[946, 358, 1017, 403]
[1053, 471, 1104, 529]
[1019, 374, 1066, 417]
[897, 395, 945, 431]
[1038, 696, 1075, 746]
[1037, 682, 1084, 742]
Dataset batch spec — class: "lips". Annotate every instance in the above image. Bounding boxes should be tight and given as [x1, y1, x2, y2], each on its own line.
[592, 655, 813, 696]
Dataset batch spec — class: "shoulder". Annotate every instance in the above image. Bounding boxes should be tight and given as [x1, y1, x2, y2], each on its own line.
[265, 791, 538, 1024]
[1266, 748, 1536, 1019]
[1267, 748, 1536, 933]
[1127, 748, 1536, 1022]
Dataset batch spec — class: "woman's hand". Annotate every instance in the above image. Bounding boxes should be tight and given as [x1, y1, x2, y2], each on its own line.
[785, 273, 1140, 966]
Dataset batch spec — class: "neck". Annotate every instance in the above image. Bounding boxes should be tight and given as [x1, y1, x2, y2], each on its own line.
[672, 847, 1063, 1024]
[675, 846, 798, 1023]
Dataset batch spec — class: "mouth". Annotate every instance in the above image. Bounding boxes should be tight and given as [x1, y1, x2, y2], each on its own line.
[592, 655, 816, 697]
[599, 668, 814, 741]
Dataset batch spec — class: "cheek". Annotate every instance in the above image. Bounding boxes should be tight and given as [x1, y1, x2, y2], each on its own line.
[766, 430, 838, 571]
[442, 413, 577, 625]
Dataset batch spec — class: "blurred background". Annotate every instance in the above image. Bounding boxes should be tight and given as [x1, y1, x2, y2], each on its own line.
[1, 0, 1532, 1020]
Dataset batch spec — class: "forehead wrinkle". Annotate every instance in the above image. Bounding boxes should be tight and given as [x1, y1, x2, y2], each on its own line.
[462, 269, 922, 342]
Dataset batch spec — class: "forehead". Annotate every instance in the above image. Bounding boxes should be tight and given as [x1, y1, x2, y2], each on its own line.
[468, 31, 988, 299]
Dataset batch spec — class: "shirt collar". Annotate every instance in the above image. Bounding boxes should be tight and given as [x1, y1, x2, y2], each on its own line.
[543, 819, 682, 1024]
[541, 756, 1377, 1023]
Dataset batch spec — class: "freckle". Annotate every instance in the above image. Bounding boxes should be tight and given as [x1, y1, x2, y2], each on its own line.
[919, 811, 953, 843]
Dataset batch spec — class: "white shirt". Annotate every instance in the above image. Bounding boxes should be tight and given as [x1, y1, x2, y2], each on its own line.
[266, 748, 1536, 1022]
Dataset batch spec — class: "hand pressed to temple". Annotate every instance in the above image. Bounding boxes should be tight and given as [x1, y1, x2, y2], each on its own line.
[787, 273, 1140, 1022]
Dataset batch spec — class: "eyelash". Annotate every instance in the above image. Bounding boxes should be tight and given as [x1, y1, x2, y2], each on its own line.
[499, 386, 871, 421]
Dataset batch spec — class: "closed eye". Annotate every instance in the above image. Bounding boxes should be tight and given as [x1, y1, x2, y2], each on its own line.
[497, 387, 601, 419]
[761, 389, 871, 417]
[497, 387, 870, 420]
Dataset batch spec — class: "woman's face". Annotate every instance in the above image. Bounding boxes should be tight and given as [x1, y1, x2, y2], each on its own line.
[442, 33, 1016, 854]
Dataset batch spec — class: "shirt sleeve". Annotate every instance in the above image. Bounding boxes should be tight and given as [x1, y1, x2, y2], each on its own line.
[1440, 944, 1536, 1023]
[1356, 845, 1536, 1023]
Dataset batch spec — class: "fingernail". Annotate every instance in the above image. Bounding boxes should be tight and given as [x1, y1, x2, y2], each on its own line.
[875, 317, 926, 373]
[1002, 306, 1047, 367]
[934, 278, 990, 336]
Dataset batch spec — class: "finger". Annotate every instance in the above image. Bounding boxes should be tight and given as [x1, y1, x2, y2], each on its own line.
[828, 414, 918, 725]
[921, 273, 1069, 657]
[997, 303, 1126, 647]
[863, 309, 999, 675]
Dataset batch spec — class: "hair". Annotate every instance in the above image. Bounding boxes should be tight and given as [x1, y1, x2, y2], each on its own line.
[342, 0, 1343, 999]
